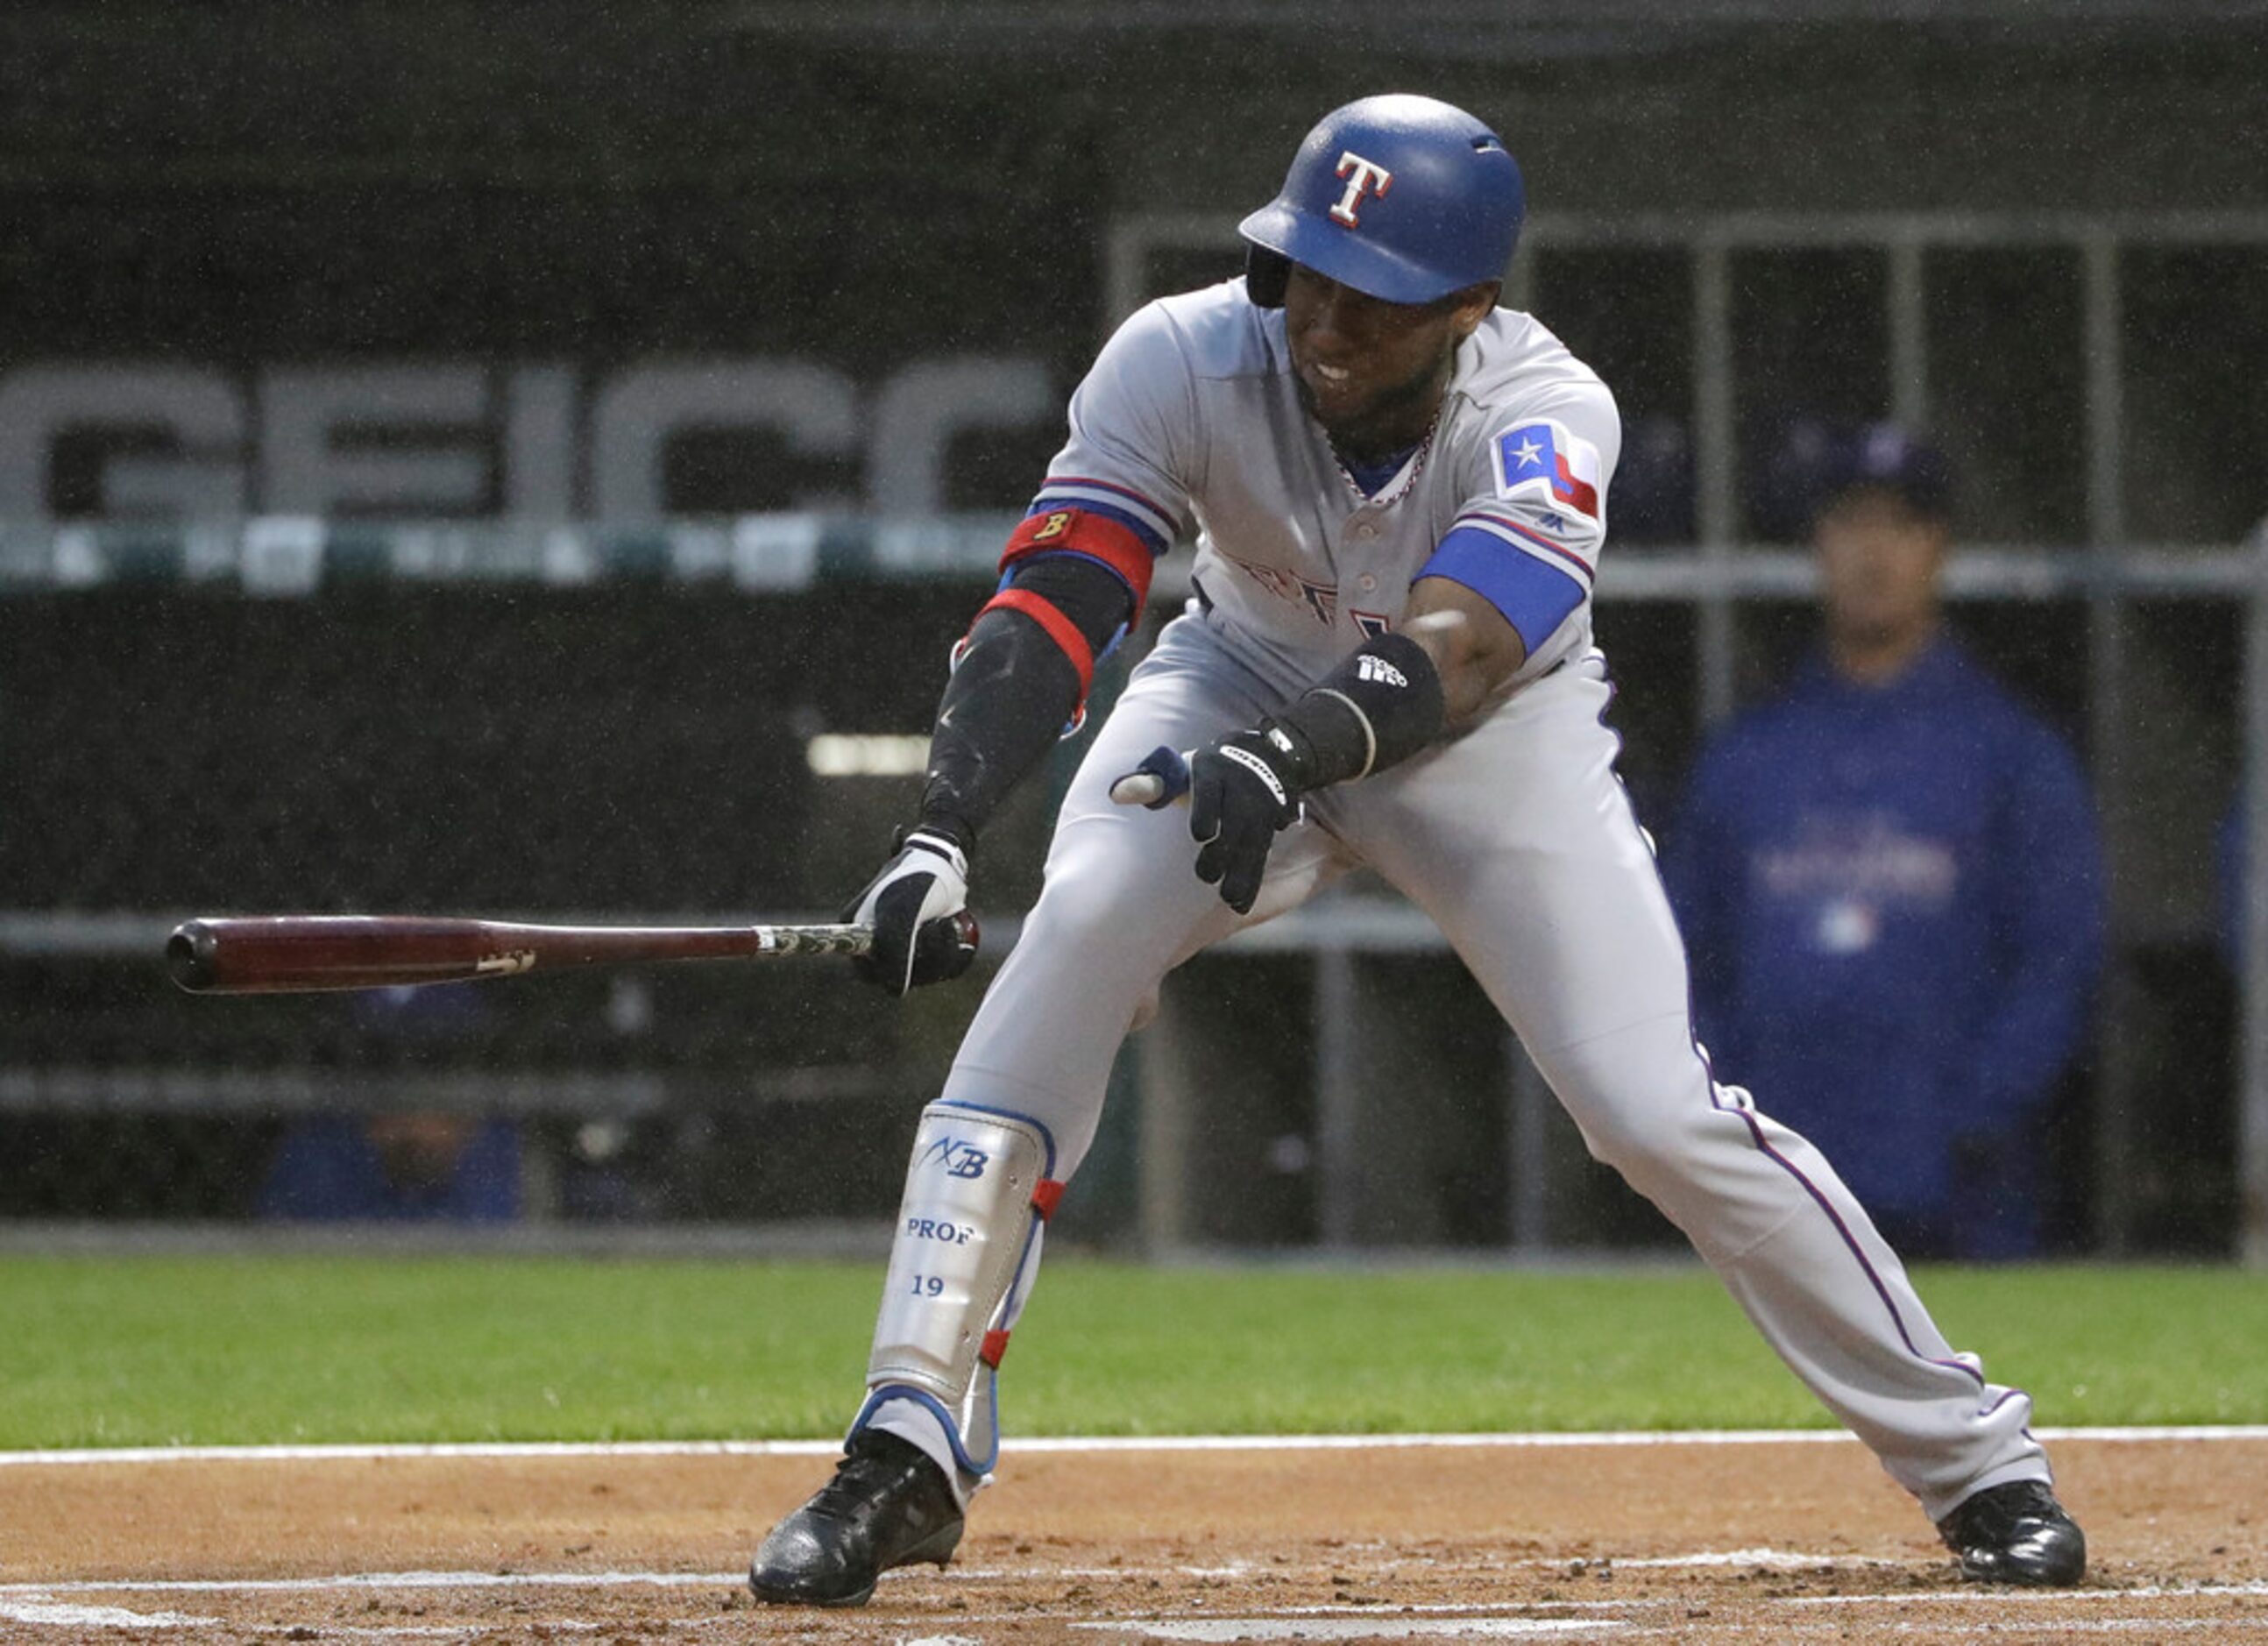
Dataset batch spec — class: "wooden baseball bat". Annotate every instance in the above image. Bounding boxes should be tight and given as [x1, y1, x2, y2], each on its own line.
[163, 913, 969, 995]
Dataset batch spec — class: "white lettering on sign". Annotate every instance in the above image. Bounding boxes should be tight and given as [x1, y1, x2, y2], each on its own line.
[260, 365, 488, 515]
[0, 355, 1055, 521]
[0, 365, 245, 520]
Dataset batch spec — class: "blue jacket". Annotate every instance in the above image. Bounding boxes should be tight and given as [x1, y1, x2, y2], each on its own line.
[258, 1117, 523, 1223]
[1662, 636, 2104, 1221]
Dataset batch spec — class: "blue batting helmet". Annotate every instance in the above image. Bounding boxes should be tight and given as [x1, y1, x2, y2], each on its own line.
[1239, 94, 1526, 309]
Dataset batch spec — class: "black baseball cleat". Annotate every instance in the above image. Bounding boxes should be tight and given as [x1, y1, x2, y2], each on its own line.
[748, 1429, 964, 1607]
[1936, 1479, 2087, 1586]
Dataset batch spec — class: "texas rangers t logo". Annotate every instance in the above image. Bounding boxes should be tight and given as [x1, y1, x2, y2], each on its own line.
[1330, 152, 1393, 226]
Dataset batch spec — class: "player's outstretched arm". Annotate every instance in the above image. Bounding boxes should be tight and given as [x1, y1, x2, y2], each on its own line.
[1399, 573, 1531, 722]
[847, 551, 1134, 995]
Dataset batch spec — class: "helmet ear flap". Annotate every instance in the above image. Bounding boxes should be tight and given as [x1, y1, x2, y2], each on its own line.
[1244, 245, 1290, 309]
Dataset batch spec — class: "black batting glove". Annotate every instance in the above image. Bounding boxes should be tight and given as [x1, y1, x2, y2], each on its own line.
[1188, 722, 1310, 916]
[842, 827, 979, 996]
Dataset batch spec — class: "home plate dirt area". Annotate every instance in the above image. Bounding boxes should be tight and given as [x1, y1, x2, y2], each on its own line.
[3, 1433, 2264, 1643]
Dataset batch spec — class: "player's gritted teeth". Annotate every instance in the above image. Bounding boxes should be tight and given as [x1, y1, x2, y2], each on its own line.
[1279, 263, 1485, 461]
[1287, 323, 1417, 437]
[1295, 353, 1363, 413]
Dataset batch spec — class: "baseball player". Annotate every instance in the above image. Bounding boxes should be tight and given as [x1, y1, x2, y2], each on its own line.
[748, 94, 2086, 1607]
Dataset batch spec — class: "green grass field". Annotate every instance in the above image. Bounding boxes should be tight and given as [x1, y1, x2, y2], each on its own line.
[2, 1255, 2262, 1450]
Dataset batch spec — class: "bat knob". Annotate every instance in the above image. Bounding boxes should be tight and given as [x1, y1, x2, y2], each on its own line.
[1109, 745, 1194, 809]
[907, 908, 982, 984]
[165, 921, 220, 992]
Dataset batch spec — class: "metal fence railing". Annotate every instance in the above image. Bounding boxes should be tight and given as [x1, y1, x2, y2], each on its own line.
[7, 524, 2263, 1259]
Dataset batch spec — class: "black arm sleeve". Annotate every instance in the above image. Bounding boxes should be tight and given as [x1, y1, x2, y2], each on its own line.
[1003, 551, 1137, 655]
[916, 554, 1136, 849]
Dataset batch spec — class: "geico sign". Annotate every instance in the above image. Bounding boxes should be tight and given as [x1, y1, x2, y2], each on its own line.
[0, 357, 1055, 519]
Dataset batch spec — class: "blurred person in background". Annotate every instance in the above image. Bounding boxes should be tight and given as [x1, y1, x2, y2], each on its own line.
[258, 1110, 521, 1222]
[1663, 424, 2105, 1261]
[257, 984, 522, 1222]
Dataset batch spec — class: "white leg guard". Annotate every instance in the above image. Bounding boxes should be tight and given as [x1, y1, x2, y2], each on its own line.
[853, 1101, 1062, 1478]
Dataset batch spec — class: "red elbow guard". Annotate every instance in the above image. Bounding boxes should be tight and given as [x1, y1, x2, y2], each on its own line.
[977, 506, 1161, 706]
[1001, 507, 1158, 609]
[978, 585, 1096, 700]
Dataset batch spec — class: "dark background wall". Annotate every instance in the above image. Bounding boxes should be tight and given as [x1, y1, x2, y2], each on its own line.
[4, 3, 2264, 1243]
[6, 6, 2264, 380]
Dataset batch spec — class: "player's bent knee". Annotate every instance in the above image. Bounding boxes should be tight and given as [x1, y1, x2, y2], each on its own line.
[1538, 1025, 1724, 1184]
[1572, 1107, 1718, 1196]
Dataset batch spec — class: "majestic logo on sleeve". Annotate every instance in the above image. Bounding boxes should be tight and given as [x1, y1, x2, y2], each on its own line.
[1494, 421, 1604, 523]
[1330, 152, 1394, 226]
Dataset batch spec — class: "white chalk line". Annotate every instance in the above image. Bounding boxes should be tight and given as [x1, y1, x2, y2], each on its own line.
[16, 1567, 2268, 1605]
[11, 1575, 2268, 1644]
[943, 1549, 1896, 1583]
[1073, 1624, 1626, 1641]
[2, 1600, 220, 1629]
[1789, 1579, 2268, 1605]
[18, 1569, 2268, 1605]
[5, 1423, 2264, 1469]
[914, 1625, 2246, 1645]
[0, 1572, 1693, 1617]
[0, 1588, 752, 1640]
[0, 1572, 740, 1596]
[0, 1557, 1953, 1599]
[1076, 1621, 2268, 1642]
[0, 1597, 597, 1639]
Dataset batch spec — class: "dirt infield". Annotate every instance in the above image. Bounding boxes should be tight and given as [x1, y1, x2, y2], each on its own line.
[3, 1434, 2264, 1642]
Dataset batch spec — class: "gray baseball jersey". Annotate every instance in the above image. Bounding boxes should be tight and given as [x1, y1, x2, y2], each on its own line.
[861, 280, 2054, 1527]
[1031, 280, 1614, 701]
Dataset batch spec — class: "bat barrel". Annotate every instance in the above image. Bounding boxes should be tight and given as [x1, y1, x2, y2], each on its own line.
[166, 915, 537, 994]
[164, 914, 892, 994]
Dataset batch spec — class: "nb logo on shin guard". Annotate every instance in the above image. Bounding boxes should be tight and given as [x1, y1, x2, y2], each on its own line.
[920, 1137, 991, 1179]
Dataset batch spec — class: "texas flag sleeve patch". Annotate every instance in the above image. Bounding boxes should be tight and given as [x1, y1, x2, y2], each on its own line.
[1492, 420, 1604, 524]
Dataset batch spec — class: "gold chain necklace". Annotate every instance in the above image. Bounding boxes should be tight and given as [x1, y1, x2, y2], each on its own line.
[1332, 410, 1442, 508]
